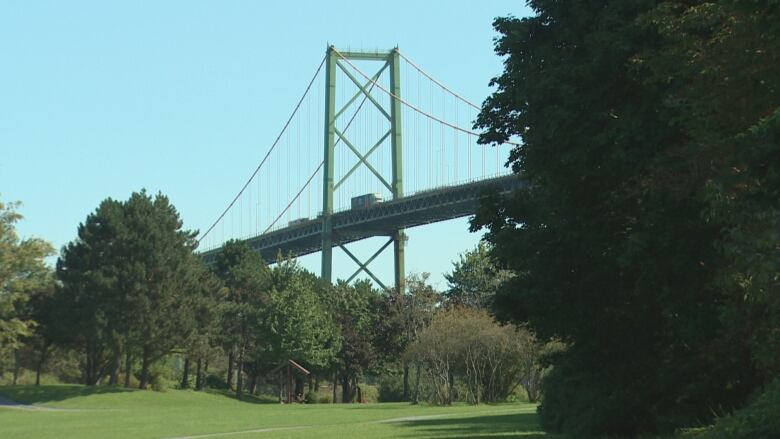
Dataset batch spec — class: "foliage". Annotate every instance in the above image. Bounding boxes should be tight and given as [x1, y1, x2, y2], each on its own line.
[0, 198, 54, 362]
[377, 372, 405, 402]
[374, 273, 439, 364]
[700, 379, 780, 439]
[263, 260, 340, 370]
[634, 0, 780, 382]
[405, 308, 545, 405]
[327, 280, 379, 403]
[54, 191, 206, 388]
[213, 239, 268, 398]
[443, 242, 512, 310]
[475, 1, 779, 436]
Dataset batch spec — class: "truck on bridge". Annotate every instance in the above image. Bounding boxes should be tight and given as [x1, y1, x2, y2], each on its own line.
[351, 193, 383, 210]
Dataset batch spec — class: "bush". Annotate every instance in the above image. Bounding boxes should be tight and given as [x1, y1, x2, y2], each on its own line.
[147, 360, 177, 392]
[359, 384, 378, 403]
[378, 373, 405, 402]
[205, 373, 228, 389]
[404, 308, 543, 405]
[701, 379, 780, 439]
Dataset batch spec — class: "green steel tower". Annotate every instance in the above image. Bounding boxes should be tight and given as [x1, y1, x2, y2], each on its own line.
[321, 46, 405, 292]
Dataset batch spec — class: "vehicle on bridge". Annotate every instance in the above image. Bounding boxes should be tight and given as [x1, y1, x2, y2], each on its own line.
[351, 193, 383, 210]
[288, 218, 310, 227]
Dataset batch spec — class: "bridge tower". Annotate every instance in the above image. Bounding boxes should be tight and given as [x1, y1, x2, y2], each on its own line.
[321, 46, 405, 292]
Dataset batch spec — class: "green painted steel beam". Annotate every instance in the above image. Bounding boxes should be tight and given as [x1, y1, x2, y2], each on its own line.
[334, 129, 391, 191]
[336, 49, 393, 61]
[334, 128, 393, 192]
[389, 49, 405, 292]
[340, 239, 393, 289]
[335, 59, 391, 121]
[333, 62, 389, 121]
[320, 46, 405, 290]
[321, 46, 337, 282]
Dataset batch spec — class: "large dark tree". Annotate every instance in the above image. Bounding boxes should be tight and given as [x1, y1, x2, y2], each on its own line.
[213, 239, 269, 399]
[329, 280, 378, 403]
[474, 1, 779, 436]
[56, 198, 124, 385]
[56, 191, 204, 389]
[374, 274, 440, 402]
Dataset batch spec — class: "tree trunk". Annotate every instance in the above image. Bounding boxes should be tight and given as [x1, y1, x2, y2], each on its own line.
[124, 352, 132, 387]
[226, 350, 235, 391]
[195, 358, 203, 390]
[35, 345, 49, 386]
[249, 372, 258, 396]
[307, 375, 313, 393]
[181, 357, 190, 389]
[235, 346, 244, 400]
[252, 359, 260, 395]
[139, 346, 151, 390]
[314, 374, 319, 392]
[447, 370, 454, 405]
[109, 348, 121, 385]
[278, 370, 284, 403]
[332, 371, 338, 403]
[341, 375, 353, 403]
[412, 362, 422, 404]
[403, 363, 410, 401]
[84, 346, 92, 385]
[12, 350, 21, 386]
[203, 360, 209, 388]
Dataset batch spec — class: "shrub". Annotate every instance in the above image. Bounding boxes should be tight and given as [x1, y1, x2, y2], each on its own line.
[205, 373, 228, 389]
[701, 379, 780, 439]
[404, 308, 544, 405]
[147, 360, 177, 392]
[359, 384, 378, 403]
[378, 373, 405, 402]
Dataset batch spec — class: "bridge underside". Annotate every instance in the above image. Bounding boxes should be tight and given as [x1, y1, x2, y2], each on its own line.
[200, 174, 524, 265]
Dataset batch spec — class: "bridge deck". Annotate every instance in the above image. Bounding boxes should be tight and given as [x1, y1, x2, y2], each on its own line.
[200, 174, 524, 264]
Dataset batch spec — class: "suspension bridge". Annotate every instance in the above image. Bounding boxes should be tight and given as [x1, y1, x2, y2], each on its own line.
[198, 46, 523, 291]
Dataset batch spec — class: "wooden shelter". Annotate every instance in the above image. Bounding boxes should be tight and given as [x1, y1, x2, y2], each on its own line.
[270, 359, 310, 403]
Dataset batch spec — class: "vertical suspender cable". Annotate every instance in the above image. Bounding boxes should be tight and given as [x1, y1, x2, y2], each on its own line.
[439, 90, 447, 186]
[198, 55, 325, 243]
[454, 95, 458, 182]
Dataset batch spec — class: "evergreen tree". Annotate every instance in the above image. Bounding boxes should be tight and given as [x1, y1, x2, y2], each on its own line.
[213, 239, 269, 399]
[443, 242, 512, 310]
[56, 191, 204, 388]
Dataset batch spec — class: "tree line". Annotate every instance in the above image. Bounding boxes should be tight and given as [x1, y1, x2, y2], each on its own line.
[1, 192, 550, 406]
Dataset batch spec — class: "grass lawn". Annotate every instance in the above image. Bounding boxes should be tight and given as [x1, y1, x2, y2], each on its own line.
[0, 385, 555, 438]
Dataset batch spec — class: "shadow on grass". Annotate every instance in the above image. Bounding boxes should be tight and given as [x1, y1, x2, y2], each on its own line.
[394, 412, 557, 438]
[205, 389, 279, 405]
[0, 384, 133, 404]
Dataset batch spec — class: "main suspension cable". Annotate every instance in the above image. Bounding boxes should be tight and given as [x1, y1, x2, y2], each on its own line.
[198, 55, 327, 243]
[333, 47, 521, 147]
[397, 50, 481, 111]
[263, 68, 381, 233]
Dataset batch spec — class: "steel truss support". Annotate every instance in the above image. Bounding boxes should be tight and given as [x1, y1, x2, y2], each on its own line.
[321, 45, 405, 291]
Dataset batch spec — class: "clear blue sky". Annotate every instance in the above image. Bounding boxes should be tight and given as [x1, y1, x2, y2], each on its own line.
[1, 1, 531, 289]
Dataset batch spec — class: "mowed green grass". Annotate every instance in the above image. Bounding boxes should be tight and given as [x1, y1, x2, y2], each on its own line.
[0, 385, 555, 439]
